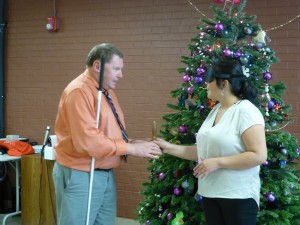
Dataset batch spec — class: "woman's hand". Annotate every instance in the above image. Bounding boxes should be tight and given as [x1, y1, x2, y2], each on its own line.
[152, 138, 172, 153]
[153, 138, 198, 160]
[193, 158, 220, 179]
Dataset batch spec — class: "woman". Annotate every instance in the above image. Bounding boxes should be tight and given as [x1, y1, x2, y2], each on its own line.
[154, 61, 267, 225]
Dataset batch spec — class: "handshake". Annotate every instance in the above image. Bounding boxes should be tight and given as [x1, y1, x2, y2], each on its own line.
[127, 139, 162, 159]
[127, 121, 164, 159]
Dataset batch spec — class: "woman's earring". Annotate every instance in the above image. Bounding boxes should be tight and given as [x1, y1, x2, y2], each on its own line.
[221, 89, 225, 96]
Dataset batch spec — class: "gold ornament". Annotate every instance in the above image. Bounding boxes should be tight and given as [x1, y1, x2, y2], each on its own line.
[253, 30, 266, 44]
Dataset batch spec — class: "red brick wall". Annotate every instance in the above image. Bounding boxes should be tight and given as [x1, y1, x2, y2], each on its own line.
[4, 0, 300, 219]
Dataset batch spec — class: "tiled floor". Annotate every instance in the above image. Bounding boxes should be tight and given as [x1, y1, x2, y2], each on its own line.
[0, 214, 139, 225]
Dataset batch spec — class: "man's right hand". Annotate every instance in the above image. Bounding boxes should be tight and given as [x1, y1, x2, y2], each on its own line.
[127, 140, 162, 159]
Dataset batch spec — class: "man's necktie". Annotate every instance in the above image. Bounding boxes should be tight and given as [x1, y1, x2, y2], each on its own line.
[103, 90, 128, 162]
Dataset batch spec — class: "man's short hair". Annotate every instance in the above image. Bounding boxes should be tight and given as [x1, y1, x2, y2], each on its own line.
[86, 43, 123, 67]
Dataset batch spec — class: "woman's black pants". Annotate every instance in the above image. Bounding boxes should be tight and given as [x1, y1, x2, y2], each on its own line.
[202, 197, 258, 225]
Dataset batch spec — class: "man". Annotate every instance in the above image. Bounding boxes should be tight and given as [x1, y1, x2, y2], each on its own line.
[53, 43, 162, 225]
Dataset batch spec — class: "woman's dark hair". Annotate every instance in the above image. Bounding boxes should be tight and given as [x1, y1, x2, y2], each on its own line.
[86, 43, 123, 67]
[207, 61, 258, 105]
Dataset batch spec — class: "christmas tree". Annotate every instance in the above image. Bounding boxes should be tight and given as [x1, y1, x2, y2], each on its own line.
[137, 0, 300, 225]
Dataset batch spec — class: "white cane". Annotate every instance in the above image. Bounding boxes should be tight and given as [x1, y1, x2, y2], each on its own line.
[86, 55, 105, 225]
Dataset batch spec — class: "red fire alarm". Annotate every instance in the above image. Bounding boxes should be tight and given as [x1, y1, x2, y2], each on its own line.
[46, 16, 58, 31]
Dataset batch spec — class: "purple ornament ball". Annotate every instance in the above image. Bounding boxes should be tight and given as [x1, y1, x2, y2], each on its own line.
[178, 125, 187, 134]
[158, 172, 165, 180]
[197, 67, 206, 76]
[263, 72, 272, 81]
[215, 23, 224, 31]
[266, 192, 276, 202]
[173, 187, 182, 196]
[198, 104, 205, 112]
[187, 86, 194, 95]
[194, 76, 203, 84]
[182, 75, 191, 83]
[167, 213, 173, 220]
[223, 48, 231, 57]
[145, 220, 150, 225]
[195, 194, 203, 202]
[268, 100, 275, 109]
[233, 51, 242, 58]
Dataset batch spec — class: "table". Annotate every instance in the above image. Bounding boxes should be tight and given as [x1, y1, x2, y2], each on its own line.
[0, 154, 21, 225]
[21, 154, 56, 225]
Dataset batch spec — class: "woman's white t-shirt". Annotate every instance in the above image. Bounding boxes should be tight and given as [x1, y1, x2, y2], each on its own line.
[196, 99, 265, 206]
